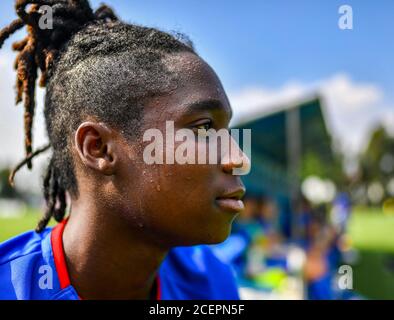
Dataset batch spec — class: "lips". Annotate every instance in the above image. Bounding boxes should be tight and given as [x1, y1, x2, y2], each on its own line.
[215, 186, 246, 213]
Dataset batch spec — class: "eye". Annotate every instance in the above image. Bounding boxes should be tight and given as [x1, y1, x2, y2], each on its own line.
[195, 122, 212, 131]
[192, 120, 213, 137]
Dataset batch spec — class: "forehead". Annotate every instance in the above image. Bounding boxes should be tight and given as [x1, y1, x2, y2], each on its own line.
[143, 52, 232, 122]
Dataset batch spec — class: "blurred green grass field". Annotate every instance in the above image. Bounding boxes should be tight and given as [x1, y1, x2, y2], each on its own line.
[347, 208, 394, 299]
[348, 208, 394, 253]
[0, 207, 394, 299]
[0, 209, 42, 242]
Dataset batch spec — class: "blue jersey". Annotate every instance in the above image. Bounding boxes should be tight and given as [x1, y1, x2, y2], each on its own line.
[0, 219, 239, 300]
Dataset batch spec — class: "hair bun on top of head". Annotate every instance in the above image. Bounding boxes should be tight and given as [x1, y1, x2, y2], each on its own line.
[0, 0, 118, 182]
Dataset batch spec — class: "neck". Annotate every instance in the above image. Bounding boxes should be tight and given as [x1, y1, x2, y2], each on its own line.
[62, 198, 168, 300]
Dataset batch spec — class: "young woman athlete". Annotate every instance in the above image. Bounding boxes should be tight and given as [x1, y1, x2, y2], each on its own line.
[0, 0, 249, 300]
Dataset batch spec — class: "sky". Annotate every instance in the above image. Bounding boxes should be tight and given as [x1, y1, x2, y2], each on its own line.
[0, 0, 393, 190]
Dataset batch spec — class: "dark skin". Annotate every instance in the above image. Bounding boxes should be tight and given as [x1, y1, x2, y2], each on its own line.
[62, 52, 250, 300]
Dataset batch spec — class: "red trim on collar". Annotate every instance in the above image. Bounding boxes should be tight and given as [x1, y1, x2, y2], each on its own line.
[156, 275, 161, 300]
[50, 218, 161, 300]
[51, 218, 71, 289]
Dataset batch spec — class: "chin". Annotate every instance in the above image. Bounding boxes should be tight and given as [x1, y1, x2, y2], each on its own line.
[198, 223, 233, 245]
[167, 213, 237, 247]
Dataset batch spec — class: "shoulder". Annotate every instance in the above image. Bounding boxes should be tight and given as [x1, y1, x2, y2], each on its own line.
[159, 245, 240, 300]
[0, 229, 50, 266]
[0, 229, 52, 299]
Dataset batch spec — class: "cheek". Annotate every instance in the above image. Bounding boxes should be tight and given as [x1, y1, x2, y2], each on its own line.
[146, 163, 215, 213]
[136, 163, 232, 245]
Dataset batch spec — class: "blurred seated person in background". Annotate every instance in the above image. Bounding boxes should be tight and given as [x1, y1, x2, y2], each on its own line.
[294, 196, 314, 249]
[304, 205, 340, 299]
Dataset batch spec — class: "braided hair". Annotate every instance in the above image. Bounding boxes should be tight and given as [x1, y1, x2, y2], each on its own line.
[0, 0, 195, 232]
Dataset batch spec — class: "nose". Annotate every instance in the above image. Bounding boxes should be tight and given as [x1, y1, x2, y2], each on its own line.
[221, 133, 251, 175]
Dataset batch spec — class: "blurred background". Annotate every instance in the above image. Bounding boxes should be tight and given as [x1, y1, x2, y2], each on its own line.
[1, 0, 394, 299]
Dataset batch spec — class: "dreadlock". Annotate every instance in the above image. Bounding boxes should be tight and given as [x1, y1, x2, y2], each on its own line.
[0, 0, 195, 232]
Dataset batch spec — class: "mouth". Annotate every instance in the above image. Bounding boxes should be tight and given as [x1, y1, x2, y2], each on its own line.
[215, 187, 246, 213]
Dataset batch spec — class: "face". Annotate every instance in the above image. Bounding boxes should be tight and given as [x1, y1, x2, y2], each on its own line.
[97, 52, 249, 247]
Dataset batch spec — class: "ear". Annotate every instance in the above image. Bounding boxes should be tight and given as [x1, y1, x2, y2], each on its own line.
[74, 121, 117, 175]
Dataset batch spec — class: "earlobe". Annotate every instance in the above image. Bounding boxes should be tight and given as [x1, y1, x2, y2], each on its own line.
[97, 157, 115, 175]
[74, 122, 117, 176]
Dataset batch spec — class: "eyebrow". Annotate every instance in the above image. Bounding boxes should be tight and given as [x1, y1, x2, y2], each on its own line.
[181, 98, 233, 120]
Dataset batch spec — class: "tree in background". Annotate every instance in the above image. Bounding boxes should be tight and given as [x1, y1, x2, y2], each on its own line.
[356, 125, 394, 205]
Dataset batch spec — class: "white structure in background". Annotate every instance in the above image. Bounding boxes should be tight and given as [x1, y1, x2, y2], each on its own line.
[301, 176, 337, 204]
[0, 199, 27, 218]
[367, 182, 385, 204]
